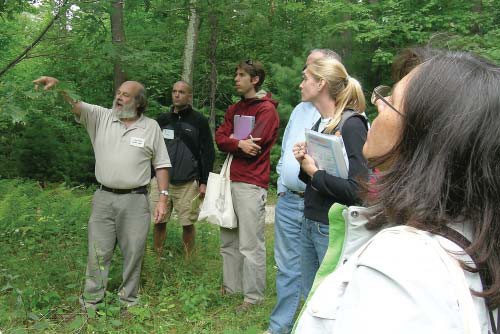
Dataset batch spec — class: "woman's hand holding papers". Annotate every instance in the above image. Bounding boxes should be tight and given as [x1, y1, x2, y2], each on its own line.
[293, 142, 306, 161]
[294, 142, 319, 177]
[300, 154, 318, 177]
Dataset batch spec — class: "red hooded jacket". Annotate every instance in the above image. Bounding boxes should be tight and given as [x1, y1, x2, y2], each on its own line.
[215, 94, 279, 189]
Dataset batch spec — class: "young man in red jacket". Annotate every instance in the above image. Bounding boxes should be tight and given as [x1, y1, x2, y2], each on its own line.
[215, 60, 279, 312]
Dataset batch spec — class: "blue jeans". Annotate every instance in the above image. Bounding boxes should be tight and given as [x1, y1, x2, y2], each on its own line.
[268, 191, 304, 334]
[300, 218, 329, 298]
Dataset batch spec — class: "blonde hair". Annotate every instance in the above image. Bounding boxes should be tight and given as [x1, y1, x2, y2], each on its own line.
[307, 58, 366, 134]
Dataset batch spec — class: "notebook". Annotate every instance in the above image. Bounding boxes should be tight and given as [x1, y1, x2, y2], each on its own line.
[233, 115, 255, 140]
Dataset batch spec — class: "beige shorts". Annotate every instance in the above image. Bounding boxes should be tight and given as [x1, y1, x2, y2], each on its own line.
[150, 178, 200, 226]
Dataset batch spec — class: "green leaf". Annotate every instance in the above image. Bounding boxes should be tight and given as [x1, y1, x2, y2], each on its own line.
[24, 91, 43, 99]
[33, 320, 50, 331]
[65, 283, 79, 289]
[67, 315, 85, 331]
[107, 305, 120, 315]
[28, 312, 40, 321]
[1, 282, 13, 292]
[110, 319, 122, 327]
[87, 307, 96, 318]
[4, 104, 26, 123]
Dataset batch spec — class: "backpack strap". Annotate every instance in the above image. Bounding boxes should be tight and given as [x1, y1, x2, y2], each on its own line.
[311, 117, 321, 132]
[333, 109, 368, 134]
[431, 225, 498, 334]
[312, 109, 369, 135]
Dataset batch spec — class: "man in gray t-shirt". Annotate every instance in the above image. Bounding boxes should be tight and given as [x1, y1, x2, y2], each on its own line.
[33, 76, 171, 309]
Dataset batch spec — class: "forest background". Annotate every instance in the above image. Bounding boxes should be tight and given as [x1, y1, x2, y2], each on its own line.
[0, 0, 499, 333]
[1, 0, 499, 185]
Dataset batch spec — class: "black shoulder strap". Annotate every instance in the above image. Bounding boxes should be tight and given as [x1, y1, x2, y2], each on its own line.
[311, 118, 321, 132]
[432, 225, 498, 333]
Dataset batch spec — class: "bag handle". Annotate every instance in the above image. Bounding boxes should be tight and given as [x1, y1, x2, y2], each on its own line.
[429, 225, 498, 334]
[220, 154, 233, 179]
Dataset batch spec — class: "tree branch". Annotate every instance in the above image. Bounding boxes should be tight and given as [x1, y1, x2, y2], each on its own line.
[0, 1, 69, 78]
[25, 53, 96, 61]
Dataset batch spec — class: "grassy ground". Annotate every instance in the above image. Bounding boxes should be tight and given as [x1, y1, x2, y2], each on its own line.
[0, 179, 279, 333]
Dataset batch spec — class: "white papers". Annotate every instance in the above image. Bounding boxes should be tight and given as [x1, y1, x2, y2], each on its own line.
[305, 129, 349, 179]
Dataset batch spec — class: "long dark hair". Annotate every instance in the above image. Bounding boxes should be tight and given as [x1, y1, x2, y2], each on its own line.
[367, 50, 500, 308]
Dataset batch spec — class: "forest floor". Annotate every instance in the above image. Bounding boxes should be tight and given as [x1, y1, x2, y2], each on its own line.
[0, 179, 283, 334]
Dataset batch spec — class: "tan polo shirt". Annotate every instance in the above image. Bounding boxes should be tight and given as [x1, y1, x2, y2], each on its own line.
[77, 102, 171, 189]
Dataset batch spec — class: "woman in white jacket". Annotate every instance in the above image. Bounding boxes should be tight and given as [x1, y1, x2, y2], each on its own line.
[295, 49, 500, 333]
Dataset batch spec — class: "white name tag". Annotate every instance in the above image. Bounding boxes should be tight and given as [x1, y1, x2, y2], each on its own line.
[163, 129, 174, 139]
[130, 137, 145, 147]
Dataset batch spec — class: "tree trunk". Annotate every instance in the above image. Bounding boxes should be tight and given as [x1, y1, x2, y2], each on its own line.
[111, 0, 127, 90]
[208, 12, 218, 137]
[181, 0, 200, 87]
[471, 0, 483, 34]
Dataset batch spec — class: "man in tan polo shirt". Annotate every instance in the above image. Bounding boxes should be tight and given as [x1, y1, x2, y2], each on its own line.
[33, 76, 171, 310]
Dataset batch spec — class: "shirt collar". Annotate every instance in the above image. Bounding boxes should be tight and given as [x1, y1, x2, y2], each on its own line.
[171, 104, 192, 115]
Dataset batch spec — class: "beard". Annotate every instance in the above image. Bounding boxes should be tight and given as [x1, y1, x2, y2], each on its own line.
[112, 100, 138, 119]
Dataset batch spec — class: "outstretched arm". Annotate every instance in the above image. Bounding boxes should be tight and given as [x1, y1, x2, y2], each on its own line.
[33, 76, 83, 116]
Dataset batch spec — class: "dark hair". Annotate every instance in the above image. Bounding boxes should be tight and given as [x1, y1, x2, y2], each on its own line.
[236, 59, 266, 91]
[391, 47, 443, 82]
[367, 51, 500, 308]
[134, 83, 148, 115]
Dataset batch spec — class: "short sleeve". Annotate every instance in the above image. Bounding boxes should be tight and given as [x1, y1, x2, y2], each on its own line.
[151, 122, 171, 169]
[76, 102, 111, 141]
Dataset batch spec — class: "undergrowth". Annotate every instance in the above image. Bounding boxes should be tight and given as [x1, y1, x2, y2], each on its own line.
[0, 179, 278, 333]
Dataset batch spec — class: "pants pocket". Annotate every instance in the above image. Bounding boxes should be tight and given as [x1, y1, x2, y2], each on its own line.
[316, 223, 329, 237]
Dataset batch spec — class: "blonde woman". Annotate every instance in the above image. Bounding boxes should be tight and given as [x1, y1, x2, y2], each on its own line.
[293, 58, 368, 297]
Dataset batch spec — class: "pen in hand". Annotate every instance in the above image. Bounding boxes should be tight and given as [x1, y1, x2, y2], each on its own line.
[245, 135, 262, 155]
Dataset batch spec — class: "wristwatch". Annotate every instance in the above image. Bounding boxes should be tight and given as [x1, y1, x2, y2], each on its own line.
[159, 190, 169, 196]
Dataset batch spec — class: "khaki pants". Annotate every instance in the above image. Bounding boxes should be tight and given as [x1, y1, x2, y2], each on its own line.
[80, 189, 150, 307]
[150, 177, 199, 226]
[220, 182, 267, 304]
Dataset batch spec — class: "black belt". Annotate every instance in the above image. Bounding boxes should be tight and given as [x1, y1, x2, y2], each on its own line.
[290, 190, 305, 198]
[100, 185, 148, 194]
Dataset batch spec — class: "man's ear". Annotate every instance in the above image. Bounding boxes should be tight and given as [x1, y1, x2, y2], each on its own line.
[251, 76, 260, 86]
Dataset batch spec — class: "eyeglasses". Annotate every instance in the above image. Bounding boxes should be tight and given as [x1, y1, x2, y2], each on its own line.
[371, 85, 403, 117]
[245, 59, 254, 66]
